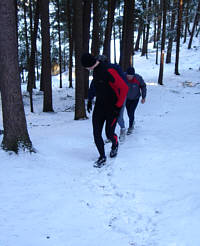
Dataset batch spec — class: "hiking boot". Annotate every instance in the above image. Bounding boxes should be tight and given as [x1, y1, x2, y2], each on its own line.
[105, 138, 111, 144]
[93, 156, 107, 168]
[127, 126, 134, 135]
[119, 128, 126, 142]
[110, 143, 118, 158]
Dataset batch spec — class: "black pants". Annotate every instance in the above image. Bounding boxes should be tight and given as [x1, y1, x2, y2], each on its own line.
[92, 104, 118, 157]
[126, 98, 139, 128]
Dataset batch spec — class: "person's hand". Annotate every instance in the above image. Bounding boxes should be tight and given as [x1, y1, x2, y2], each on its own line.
[87, 100, 92, 113]
[141, 98, 145, 104]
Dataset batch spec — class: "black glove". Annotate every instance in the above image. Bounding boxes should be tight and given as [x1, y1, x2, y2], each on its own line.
[87, 100, 92, 113]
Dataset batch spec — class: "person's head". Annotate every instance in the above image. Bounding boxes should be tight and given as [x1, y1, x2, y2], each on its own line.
[126, 67, 135, 80]
[81, 53, 99, 70]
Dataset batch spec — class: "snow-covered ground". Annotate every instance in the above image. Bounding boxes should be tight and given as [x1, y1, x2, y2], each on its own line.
[0, 38, 200, 246]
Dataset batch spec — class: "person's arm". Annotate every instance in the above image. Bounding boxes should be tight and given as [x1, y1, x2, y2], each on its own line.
[88, 79, 96, 101]
[138, 75, 147, 101]
[87, 80, 96, 113]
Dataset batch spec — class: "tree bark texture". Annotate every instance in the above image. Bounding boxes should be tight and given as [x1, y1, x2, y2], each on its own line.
[158, 0, 167, 85]
[73, 0, 87, 120]
[0, 0, 32, 152]
[82, 0, 92, 98]
[188, 0, 200, 49]
[103, 0, 117, 61]
[91, 0, 101, 56]
[166, 0, 176, 63]
[135, 18, 143, 51]
[175, 0, 183, 75]
[40, 0, 54, 112]
[27, 0, 40, 113]
[183, 0, 189, 43]
[23, 0, 30, 69]
[120, 0, 135, 71]
[56, 0, 62, 88]
[66, 0, 73, 88]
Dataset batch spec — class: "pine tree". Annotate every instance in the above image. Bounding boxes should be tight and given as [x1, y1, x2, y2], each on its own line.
[188, 0, 200, 49]
[40, 0, 54, 112]
[158, 0, 167, 85]
[120, 0, 135, 71]
[103, 0, 117, 61]
[73, 0, 87, 120]
[0, 0, 32, 153]
[175, 0, 183, 75]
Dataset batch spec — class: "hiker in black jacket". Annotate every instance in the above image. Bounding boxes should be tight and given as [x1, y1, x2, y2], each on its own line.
[81, 53, 128, 167]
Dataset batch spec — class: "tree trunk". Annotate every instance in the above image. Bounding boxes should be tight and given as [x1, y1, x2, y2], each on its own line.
[83, 0, 92, 98]
[145, 0, 152, 58]
[188, 0, 200, 49]
[36, 50, 40, 81]
[73, 0, 87, 120]
[155, 0, 163, 63]
[23, 0, 30, 71]
[91, 0, 101, 56]
[103, 0, 117, 61]
[141, 0, 147, 56]
[153, 0, 157, 49]
[29, 0, 33, 40]
[56, 0, 62, 88]
[113, 25, 117, 63]
[141, 0, 152, 58]
[66, 0, 73, 88]
[135, 18, 143, 51]
[27, 0, 40, 113]
[166, 0, 176, 63]
[183, 0, 189, 43]
[14, 0, 18, 46]
[175, 0, 183, 75]
[196, 26, 200, 37]
[0, 0, 32, 153]
[118, 7, 123, 62]
[40, 0, 54, 112]
[157, 0, 163, 42]
[141, 25, 146, 56]
[120, 0, 135, 71]
[158, 0, 167, 85]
